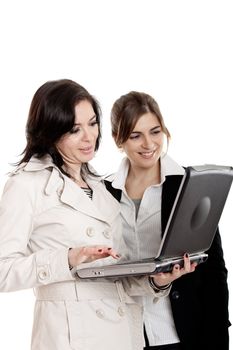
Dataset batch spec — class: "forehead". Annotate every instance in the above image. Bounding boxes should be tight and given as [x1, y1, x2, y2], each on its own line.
[132, 112, 161, 131]
[74, 100, 95, 123]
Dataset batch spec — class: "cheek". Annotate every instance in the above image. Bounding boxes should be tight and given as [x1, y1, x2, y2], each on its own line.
[156, 134, 165, 145]
[122, 139, 137, 152]
[123, 145, 138, 158]
[94, 126, 100, 139]
[61, 139, 78, 155]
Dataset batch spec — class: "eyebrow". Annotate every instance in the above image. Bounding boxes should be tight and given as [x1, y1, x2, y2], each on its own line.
[131, 125, 161, 134]
[73, 115, 97, 126]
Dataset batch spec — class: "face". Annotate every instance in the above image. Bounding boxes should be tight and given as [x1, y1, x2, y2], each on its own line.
[121, 112, 164, 169]
[56, 100, 99, 167]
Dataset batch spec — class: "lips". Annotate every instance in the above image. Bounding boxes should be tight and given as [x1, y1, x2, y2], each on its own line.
[79, 146, 94, 154]
[138, 150, 155, 159]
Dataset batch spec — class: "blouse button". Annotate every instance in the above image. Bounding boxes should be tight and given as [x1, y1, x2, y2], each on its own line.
[86, 227, 95, 237]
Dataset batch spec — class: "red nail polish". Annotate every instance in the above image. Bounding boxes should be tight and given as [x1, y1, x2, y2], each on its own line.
[98, 249, 103, 252]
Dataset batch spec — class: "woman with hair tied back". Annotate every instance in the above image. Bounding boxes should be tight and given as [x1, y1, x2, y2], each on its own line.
[106, 91, 230, 350]
[0, 80, 195, 350]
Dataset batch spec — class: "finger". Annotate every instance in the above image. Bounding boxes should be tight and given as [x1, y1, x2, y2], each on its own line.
[83, 246, 110, 255]
[105, 248, 120, 259]
[183, 253, 191, 272]
[173, 264, 181, 275]
[95, 247, 120, 258]
[190, 262, 197, 272]
[169, 264, 182, 281]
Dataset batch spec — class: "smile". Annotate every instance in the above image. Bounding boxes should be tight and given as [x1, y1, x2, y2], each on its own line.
[138, 151, 155, 159]
[79, 146, 94, 154]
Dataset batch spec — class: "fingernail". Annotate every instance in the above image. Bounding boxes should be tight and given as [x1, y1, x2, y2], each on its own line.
[108, 248, 112, 250]
[116, 254, 120, 258]
[98, 249, 103, 252]
[175, 265, 180, 270]
[185, 253, 189, 258]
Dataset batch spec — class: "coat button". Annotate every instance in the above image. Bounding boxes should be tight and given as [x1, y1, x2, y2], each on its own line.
[171, 290, 180, 300]
[86, 227, 95, 237]
[96, 309, 105, 319]
[117, 306, 125, 317]
[102, 229, 111, 239]
[38, 270, 48, 280]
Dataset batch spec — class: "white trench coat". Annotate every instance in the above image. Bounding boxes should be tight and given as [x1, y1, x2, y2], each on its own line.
[0, 155, 165, 350]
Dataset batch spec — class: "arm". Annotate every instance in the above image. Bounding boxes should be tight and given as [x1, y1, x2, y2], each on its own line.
[0, 176, 73, 292]
[0, 175, 122, 292]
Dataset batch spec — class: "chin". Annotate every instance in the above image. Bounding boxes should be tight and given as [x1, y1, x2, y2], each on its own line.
[80, 153, 95, 163]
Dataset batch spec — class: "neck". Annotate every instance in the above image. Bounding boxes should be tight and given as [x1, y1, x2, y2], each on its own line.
[63, 163, 84, 184]
[125, 161, 161, 199]
[128, 161, 161, 184]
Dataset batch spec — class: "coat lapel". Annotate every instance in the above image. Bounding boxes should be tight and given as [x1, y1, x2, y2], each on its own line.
[59, 176, 108, 223]
[22, 156, 119, 225]
[59, 176, 119, 225]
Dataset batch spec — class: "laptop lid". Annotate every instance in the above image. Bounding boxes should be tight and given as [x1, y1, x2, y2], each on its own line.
[158, 164, 233, 259]
[76, 164, 233, 279]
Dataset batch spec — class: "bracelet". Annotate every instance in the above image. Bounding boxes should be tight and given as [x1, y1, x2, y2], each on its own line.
[68, 248, 73, 270]
[148, 276, 171, 292]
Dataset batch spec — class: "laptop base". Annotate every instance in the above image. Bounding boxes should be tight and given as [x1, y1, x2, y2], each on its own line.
[76, 253, 208, 279]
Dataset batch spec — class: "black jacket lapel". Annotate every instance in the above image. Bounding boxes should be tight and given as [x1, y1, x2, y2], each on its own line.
[161, 175, 183, 236]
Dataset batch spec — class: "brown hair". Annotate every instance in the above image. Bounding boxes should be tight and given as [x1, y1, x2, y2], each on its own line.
[111, 91, 170, 146]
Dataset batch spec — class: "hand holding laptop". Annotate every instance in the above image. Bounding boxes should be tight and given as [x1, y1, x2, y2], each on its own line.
[151, 253, 197, 289]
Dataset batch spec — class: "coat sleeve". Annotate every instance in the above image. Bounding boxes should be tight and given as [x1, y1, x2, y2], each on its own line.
[0, 175, 73, 292]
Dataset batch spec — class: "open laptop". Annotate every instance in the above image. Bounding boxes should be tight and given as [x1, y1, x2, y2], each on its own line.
[76, 164, 233, 279]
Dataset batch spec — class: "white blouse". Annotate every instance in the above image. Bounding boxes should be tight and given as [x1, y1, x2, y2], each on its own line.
[110, 154, 185, 346]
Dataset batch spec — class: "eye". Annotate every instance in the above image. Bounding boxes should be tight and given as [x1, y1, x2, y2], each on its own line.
[90, 120, 98, 127]
[129, 134, 140, 139]
[69, 127, 80, 134]
[151, 128, 161, 135]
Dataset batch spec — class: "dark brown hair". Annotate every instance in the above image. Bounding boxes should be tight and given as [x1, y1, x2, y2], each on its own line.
[18, 79, 102, 177]
[111, 91, 170, 146]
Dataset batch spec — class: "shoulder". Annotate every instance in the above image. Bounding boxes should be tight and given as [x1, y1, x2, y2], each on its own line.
[1, 167, 53, 205]
[3, 155, 61, 198]
[9, 165, 53, 187]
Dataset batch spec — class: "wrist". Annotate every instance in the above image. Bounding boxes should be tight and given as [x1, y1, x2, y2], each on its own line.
[148, 276, 171, 292]
[68, 248, 75, 269]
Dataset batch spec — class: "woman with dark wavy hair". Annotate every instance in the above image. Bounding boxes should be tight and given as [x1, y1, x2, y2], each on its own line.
[0, 80, 197, 350]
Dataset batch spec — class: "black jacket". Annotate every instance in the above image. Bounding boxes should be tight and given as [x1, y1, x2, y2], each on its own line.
[162, 175, 230, 350]
[105, 175, 230, 350]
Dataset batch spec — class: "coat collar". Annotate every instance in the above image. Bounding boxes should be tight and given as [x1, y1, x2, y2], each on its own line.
[13, 155, 119, 225]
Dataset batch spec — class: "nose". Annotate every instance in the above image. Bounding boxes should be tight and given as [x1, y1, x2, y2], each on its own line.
[142, 135, 153, 149]
[81, 127, 92, 142]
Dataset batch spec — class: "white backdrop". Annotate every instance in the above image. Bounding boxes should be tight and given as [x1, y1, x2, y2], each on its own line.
[0, 1, 232, 348]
